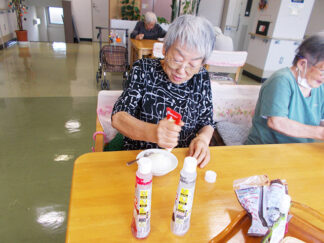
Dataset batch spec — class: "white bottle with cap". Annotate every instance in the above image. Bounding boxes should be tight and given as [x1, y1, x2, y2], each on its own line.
[131, 157, 153, 239]
[171, 156, 197, 236]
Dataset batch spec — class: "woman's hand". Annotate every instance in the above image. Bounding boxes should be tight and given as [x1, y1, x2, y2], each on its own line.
[136, 34, 144, 40]
[188, 135, 210, 168]
[156, 118, 183, 149]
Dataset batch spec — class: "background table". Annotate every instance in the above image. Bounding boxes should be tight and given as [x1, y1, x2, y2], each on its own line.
[66, 143, 324, 242]
[130, 39, 158, 66]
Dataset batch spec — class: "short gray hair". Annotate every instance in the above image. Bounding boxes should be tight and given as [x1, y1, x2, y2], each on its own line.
[164, 15, 216, 63]
[293, 33, 324, 66]
[144, 12, 157, 24]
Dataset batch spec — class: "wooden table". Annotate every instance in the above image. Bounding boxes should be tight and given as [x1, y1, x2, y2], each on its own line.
[66, 143, 324, 242]
[130, 39, 159, 66]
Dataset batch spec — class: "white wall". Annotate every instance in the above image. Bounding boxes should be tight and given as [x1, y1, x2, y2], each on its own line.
[4, 0, 322, 44]
[273, 0, 315, 39]
[0, 0, 6, 8]
[0, 10, 15, 35]
[48, 25, 65, 42]
[26, 0, 64, 42]
[36, 7, 48, 42]
[245, 0, 315, 79]
[305, 0, 324, 35]
[1, 0, 65, 42]
[71, 0, 92, 39]
[198, 0, 224, 26]
[23, 6, 39, 41]
[0, 0, 17, 40]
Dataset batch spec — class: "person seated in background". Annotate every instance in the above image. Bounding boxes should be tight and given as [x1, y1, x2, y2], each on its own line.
[130, 12, 166, 40]
[112, 15, 216, 168]
[213, 26, 234, 51]
[245, 33, 324, 144]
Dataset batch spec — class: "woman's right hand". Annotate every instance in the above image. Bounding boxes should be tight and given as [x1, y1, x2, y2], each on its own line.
[136, 34, 144, 40]
[156, 118, 183, 149]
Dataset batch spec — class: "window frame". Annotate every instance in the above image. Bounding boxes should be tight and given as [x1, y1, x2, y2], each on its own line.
[47, 6, 64, 25]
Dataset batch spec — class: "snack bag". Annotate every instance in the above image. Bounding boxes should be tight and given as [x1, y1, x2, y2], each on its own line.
[233, 175, 269, 236]
[262, 179, 288, 227]
[262, 194, 291, 243]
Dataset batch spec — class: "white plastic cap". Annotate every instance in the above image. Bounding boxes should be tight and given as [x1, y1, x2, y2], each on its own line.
[205, 170, 217, 183]
[183, 157, 197, 173]
[138, 157, 152, 174]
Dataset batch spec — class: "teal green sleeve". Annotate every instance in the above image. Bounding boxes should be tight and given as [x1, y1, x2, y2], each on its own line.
[259, 77, 292, 118]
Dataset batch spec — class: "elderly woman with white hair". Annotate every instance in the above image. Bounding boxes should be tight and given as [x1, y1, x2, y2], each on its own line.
[130, 12, 166, 40]
[112, 15, 216, 168]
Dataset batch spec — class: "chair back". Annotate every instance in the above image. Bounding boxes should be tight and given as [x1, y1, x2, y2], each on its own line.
[206, 50, 248, 84]
[152, 42, 164, 59]
[211, 83, 260, 126]
[97, 90, 122, 143]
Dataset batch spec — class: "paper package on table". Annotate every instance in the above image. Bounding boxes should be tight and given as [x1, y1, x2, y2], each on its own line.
[233, 175, 292, 242]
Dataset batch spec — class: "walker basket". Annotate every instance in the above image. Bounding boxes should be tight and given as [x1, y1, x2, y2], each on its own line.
[101, 45, 127, 73]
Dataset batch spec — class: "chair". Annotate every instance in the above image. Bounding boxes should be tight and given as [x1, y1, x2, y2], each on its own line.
[93, 90, 122, 152]
[205, 50, 248, 85]
[210, 83, 260, 146]
[152, 42, 164, 59]
[209, 201, 324, 242]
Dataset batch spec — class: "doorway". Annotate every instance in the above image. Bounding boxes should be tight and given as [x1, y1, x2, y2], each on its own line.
[91, 0, 109, 42]
[221, 0, 257, 51]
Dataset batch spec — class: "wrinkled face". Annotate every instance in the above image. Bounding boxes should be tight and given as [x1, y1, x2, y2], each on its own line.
[299, 60, 324, 88]
[163, 41, 203, 85]
[145, 22, 155, 31]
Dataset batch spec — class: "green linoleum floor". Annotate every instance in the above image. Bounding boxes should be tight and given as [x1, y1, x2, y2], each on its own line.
[0, 96, 97, 242]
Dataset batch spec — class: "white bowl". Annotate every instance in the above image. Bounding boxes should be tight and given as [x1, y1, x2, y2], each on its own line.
[136, 149, 178, 176]
[157, 38, 164, 42]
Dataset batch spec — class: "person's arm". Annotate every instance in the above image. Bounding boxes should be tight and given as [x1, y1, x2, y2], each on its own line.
[112, 111, 183, 148]
[267, 116, 324, 140]
[156, 24, 166, 38]
[130, 22, 141, 39]
[188, 72, 215, 168]
[188, 125, 214, 168]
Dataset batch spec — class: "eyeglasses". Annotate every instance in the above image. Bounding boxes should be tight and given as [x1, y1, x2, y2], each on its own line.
[165, 58, 202, 74]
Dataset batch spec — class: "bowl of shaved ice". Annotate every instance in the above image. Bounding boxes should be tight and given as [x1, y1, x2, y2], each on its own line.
[136, 149, 178, 176]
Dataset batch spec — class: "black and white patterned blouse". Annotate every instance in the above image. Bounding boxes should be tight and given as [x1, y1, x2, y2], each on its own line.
[112, 58, 215, 150]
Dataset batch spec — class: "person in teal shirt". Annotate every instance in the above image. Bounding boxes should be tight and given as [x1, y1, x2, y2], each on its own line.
[245, 33, 324, 144]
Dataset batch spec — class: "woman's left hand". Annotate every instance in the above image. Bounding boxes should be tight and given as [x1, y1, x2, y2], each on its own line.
[188, 135, 210, 168]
